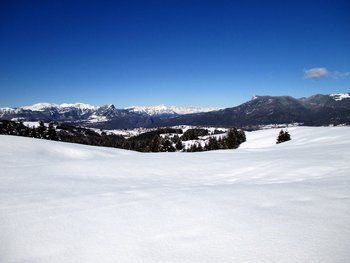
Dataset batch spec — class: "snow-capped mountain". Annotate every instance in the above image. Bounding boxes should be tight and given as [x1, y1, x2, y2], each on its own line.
[0, 103, 219, 118]
[126, 105, 222, 116]
[19, 102, 97, 112]
[330, 93, 350, 101]
[1, 93, 349, 129]
[1, 103, 98, 116]
[158, 93, 350, 127]
[0, 102, 221, 129]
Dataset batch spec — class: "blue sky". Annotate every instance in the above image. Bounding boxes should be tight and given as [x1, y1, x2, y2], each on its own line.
[0, 0, 349, 108]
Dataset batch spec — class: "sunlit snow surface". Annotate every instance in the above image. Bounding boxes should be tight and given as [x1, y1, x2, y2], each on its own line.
[1, 127, 350, 263]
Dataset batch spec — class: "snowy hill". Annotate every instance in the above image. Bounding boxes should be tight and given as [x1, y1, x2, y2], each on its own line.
[1, 126, 350, 262]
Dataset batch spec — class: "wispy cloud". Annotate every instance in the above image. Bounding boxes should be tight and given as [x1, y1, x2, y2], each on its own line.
[304, 67, 349, 80]
[304, 67, 329, 79]
[331, 71, 350, 79]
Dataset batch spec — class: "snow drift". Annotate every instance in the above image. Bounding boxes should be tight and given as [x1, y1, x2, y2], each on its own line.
[0, 127, 350, 263]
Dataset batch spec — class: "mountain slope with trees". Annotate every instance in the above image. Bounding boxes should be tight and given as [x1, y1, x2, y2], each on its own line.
[1, 93, 349, 129]
[157, 94, 350, 128]
[0, 120, 245, 152]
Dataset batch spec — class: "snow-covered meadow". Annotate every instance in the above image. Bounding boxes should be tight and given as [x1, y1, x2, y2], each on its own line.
[1, 127, 350, 263]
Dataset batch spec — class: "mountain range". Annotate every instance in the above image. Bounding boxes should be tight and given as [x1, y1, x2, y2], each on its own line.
[157, 93, 350, 128]
[1, 93, 349, 129]
[0, 103, 221, 129]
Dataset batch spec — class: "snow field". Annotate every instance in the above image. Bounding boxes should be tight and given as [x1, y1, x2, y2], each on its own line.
[0, 126, 350, 263]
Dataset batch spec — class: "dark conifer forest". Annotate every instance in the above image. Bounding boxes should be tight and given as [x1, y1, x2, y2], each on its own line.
[0, 120, 246, 152]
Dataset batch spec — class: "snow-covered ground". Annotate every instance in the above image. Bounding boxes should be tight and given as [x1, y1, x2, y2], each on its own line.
[1, 126, 350, 263]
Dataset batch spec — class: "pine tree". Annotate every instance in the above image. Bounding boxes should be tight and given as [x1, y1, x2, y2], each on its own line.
[36, 121, 46, 139]
[226, 128, 238, 149]
[29, 126, 38, 138]
[276, 130, 291, 144]
[47, 122, 58, 140]
[206, 137, 219, 150]
[175, 139, 183, 151]
[160, 138, 175, 152]
[196, 142, 203, 152]
[150, 136, 160, 152]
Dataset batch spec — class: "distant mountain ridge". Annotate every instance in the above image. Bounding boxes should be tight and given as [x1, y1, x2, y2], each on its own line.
[1, 93, 349, 129]
[126, 105, 222, 116]
[1, 103, 218, 116]
[157, 93, 350, 127]
[0, 103, 220, 129]
[20, 102, 98, 111]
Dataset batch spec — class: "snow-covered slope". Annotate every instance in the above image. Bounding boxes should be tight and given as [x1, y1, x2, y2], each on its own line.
[126, 104, 222, 115]
[1, 127, 350, 263]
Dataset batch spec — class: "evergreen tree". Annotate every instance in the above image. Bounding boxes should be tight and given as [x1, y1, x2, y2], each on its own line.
[150, 136, 160, 152]
[175, 139, 183, 151]
[47, 122, 58, 140]
[36, 121, 46, 138]
[6, 121, 14, 135]
[206, 137, 219, 150]
[181, 128, 209, 141]
[187, 143, 197, 152]
[160, 138, 176, 152]
[238, 129, 246, 143]
[217, 137, 225, 149]
[226, 128, 238, 149]
[29, 126, 38, 138]
[17, 121, 29, 136]
[276, 130, 291, 144]
[186, 142, 204, 152]
[171, 135, 180, 143]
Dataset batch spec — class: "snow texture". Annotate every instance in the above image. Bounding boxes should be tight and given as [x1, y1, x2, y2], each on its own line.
[330, 93, 350, 101]
[1, 127, 350, 263]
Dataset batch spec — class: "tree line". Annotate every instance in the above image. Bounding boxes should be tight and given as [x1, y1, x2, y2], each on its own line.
[0, 120, 246, 152]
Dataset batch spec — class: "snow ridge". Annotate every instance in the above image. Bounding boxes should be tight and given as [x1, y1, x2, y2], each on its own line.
[1, 103, 220, 115]
[330, 93, 350, 101]
[21, 102, 98, 111]
[127, 104, 222, 115]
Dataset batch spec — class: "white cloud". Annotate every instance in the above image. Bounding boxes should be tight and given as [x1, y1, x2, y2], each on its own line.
[331, 71, 350, 79]
[304, 67, 329, 79]
[304, 67, 349, 80]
